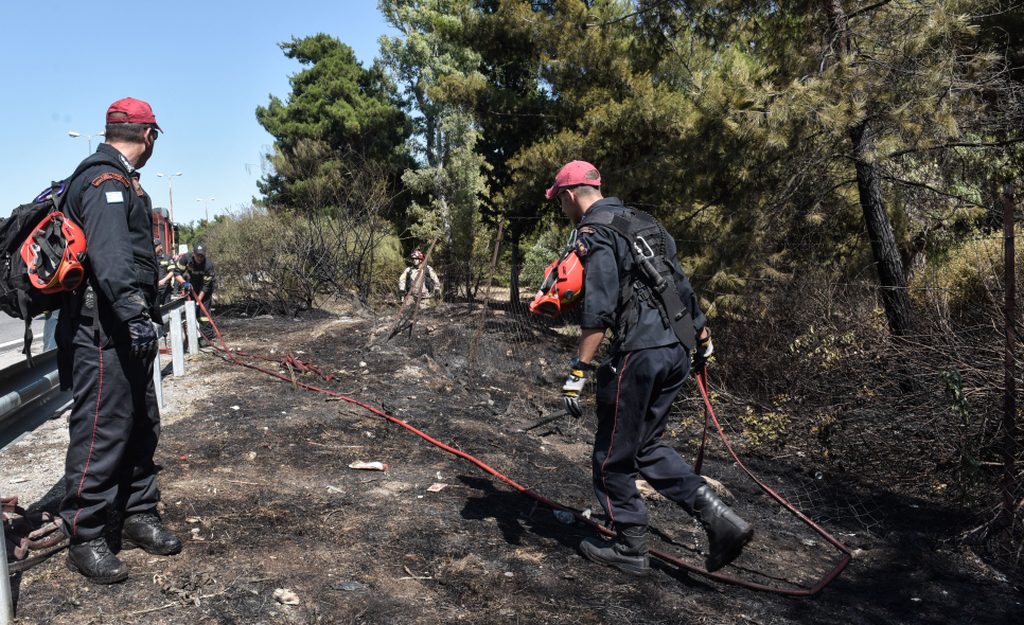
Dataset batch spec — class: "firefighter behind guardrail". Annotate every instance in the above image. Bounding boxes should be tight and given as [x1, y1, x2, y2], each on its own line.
[174, 243, 215, 315]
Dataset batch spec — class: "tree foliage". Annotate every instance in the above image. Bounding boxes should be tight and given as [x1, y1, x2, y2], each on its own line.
[379, 0, 491, 297]
[481, 1, 1021, 323]
[255, 33, 412, 212]
[253, 2, 1022, 316]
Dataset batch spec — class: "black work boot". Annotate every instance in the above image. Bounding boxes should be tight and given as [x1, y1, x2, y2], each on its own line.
[579, 524, 650, 576]
[66, 537, 128, 584]
[692, 485, 754, 572]
[122, 512, 183, 556]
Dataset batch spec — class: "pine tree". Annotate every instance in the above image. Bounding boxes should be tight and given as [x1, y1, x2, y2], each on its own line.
[255, 34, 412, 214]
[380, 0, 491, 297]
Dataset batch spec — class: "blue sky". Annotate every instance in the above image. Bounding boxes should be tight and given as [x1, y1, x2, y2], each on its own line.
[0, 1, 397, 225]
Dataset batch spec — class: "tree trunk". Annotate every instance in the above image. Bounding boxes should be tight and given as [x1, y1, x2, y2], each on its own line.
[849, 121, 915, 336]
[825, 0, 914, 336]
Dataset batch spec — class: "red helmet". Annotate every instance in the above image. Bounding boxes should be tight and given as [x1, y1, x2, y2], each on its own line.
[21, 212, 87, 294]
[529, 250, 584, 318]
[410, 249, 425, 262]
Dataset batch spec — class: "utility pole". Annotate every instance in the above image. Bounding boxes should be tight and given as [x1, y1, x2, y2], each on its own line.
[196, 197, 215, 222]
[156, 172, 183, 223]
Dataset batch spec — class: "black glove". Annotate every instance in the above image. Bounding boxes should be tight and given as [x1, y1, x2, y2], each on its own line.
[127, 315, 158, 360]
[692, 329, 714, 372]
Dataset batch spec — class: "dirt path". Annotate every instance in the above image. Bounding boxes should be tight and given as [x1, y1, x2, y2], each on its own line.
[4, 306, 1021, 624]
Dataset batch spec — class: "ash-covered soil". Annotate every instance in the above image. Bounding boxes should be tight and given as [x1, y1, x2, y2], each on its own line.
[5, 302, 1021, 624]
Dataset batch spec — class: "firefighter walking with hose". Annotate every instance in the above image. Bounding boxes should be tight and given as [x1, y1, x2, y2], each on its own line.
[539, 160, 753, 576]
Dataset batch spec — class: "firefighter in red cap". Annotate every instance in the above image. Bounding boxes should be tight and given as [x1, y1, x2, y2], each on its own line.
[56, 97, 181, 584]
[398, 248, 440, 303]
[543, 160, 753, 577]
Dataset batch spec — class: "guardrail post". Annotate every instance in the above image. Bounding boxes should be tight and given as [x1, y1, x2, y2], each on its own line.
[169, 308, 185, 377]
[185, 301, 199, 356]
[152, 349, 164, 410]
[0, 497, 14, 623]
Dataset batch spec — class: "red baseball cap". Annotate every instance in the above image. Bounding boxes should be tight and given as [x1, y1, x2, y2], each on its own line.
[106, 97, 162, 131]
[545, 160, 601, 200]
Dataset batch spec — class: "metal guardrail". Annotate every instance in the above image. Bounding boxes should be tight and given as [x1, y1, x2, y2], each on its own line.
[0, 297, 194, 451]
[0, 350, 67, 452]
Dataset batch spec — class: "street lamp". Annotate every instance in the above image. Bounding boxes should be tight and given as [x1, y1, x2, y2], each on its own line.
[67, 130, 104, 154]
[155, 172, 183, 222]
[196, 197, 215, 222]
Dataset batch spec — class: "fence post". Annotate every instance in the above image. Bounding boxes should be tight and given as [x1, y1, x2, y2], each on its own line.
[0, 496, 13, 624]
[1000, 185, 1018, 530]
[185, 301, 199, 356]
[169, 307, 185, 377]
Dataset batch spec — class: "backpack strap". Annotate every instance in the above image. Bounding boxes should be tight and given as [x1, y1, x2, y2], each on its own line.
[17, 291, 34, 367]
[33, 216, 65, 258]
[578, 208, 696, 350]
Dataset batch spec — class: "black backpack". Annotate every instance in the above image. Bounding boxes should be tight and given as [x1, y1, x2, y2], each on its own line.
[578, 208, 696, 351]
[0, 159, 106, 364]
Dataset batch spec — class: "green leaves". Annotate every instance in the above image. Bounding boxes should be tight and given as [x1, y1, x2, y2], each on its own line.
[256, 34, 412, 211]
[251, 1, 1021, 318]
[380, 0, 491, 295]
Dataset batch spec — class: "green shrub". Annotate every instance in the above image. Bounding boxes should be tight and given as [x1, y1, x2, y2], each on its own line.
[203, 208, 403, 315]
[910, 225, 1024, 327]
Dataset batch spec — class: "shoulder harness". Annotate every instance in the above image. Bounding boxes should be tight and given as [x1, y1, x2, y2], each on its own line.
[578, 208, 696, 350]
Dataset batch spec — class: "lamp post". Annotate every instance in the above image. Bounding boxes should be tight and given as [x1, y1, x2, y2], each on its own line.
[155, 172, 183, 222]
[67, 130, 104, 154]
[196, 197, 216, 222]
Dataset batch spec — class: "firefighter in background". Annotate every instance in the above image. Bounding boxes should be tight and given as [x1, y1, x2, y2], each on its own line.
[155, 239, 176, 303]
[174, 244, 215, 316]
[398, 249, 440, 303]
[540, 160, 753, 577]
[153, 238, 167, 263]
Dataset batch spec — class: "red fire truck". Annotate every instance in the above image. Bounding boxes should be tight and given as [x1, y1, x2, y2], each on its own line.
[152, 206, 177, 253]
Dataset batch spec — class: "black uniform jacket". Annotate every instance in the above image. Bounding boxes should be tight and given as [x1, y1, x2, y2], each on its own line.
[64, 143, 161, 327]
[179, 253, 215, 296]
[574, 197, 706, 353]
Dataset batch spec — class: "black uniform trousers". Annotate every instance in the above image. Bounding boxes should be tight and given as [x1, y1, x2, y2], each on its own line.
[59, 313, 161, 541]
[591, 343, 706, 527]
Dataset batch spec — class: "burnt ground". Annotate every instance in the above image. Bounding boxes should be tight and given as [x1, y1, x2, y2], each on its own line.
[6, 301, 1023, 625]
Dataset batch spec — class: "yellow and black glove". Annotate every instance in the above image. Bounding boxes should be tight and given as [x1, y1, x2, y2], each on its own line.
[561, 357, 595, 417]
